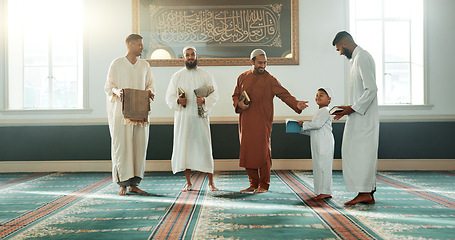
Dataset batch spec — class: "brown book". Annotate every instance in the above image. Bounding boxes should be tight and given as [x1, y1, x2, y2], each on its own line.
[178, 87, 186, 108]
[122, 88, 150, 123]
[239, 90, 251, 105]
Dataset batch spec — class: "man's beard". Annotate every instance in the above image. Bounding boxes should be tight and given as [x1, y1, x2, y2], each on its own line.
[343, 47, 352, 59]
[185, 59, 198, 69]
[254, 67, 265, 74]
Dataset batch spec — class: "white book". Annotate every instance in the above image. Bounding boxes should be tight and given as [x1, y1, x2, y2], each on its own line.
[329, 106, 344, 115]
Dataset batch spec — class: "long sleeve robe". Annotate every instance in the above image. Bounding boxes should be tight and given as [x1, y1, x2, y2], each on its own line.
[105, 57, 156, 183]
[342, 46, 380, 192]
[232, 70, 302, 169]
[165, 67, 218, 174]
[302, 106, 334, 195]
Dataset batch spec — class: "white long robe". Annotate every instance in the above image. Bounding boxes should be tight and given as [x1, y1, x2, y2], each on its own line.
[105, 57, 156, 183]
[342, 46, 379, 192]
[302, 107, 334, 195]
[165, 67, 218, 174]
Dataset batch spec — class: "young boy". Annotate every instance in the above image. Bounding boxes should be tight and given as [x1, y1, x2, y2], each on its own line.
[298, 88, 335, 200]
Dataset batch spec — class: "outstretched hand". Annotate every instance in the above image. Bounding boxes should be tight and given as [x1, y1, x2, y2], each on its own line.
[333, 106, 355, 120]
[297, 101, 309, 110]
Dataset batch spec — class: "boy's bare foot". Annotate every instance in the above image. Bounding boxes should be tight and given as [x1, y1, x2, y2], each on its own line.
[209, 184, 219, 191]
[182, 184, 192, 192]
[313, 194, 332, 200]
[118, 186, 127, 196]
[129, 186, 147, 194]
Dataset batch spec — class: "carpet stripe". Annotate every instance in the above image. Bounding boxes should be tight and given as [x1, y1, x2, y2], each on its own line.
[149, 172, 207, 240]
[377, 174, 455, 208]
[0, 173, 51, 190]
[436, 171, 455, 177]
[275, 170, 379, 240]
[0, 175, 112, 239]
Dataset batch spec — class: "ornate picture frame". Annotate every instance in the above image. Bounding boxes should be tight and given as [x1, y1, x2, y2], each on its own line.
[132, 0, 299, 66]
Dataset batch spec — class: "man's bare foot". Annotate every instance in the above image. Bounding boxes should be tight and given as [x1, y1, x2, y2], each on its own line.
[118, 186, 127, 196]
[240, 186, 256, 192]
[344, 193, 375, 205]
[129, 186, 147, 194]
[209, 184, 219, 191]
[313, 194, 332, 200]
[253, 187, 268, 194]
[182, 184, 192, 192]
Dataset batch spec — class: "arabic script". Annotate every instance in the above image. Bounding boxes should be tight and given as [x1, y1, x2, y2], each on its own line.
[150, 5, 282, 47]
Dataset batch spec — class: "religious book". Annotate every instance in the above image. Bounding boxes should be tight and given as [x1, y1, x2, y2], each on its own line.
[122, 88, 150, 126]
[285, 118, 309, 135]
[329, 106, 344, 115]
[178, 87, 186, 108]
[239, 90, 251, 105]
[194, 86, 214, 117]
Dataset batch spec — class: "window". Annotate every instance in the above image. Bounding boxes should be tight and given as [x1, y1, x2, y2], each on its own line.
[350, 0, 424, 105]
[7, 0, 83, 110]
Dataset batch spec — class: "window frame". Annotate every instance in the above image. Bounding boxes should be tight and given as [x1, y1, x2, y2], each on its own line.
[348, 0, 431, 108]
[2, 0, 90, 113]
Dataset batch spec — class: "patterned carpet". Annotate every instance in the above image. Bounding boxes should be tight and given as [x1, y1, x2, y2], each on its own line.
[1, 170, 454, 239]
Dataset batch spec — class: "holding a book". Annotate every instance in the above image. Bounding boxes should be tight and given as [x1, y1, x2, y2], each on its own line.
[232, 49, 309, 194]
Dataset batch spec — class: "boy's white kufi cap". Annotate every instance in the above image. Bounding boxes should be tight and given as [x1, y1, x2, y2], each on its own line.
[320, 87, 334, 98]
[250, 49, 267, 60]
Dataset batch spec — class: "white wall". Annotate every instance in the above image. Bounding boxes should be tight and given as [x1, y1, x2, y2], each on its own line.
[423, 0, 455, 116]
[1, 0, 454, 124]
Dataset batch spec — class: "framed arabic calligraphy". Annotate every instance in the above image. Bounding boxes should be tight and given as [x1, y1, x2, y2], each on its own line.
[132, 0, 299, 66]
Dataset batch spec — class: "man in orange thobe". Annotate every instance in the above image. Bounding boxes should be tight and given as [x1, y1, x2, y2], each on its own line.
[232, 49, 308, 193]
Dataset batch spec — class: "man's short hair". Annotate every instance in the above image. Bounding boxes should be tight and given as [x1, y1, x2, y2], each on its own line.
[332, 31, 353, 46]
[126, 34, 143, 44]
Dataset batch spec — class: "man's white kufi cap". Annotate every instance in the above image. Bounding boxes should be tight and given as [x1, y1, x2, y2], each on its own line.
[320, 87, 334, 98]
[250, 49, 267, 60]
[183, 46, 197, 54]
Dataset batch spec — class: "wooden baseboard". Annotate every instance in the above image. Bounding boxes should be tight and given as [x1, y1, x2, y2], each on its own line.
[1, 159, 454, 172]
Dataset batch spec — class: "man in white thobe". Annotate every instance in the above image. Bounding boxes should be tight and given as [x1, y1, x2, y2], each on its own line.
[105, 34, 156, 196]
[165, 46, 219, 191]
[332, 31, 379, 205]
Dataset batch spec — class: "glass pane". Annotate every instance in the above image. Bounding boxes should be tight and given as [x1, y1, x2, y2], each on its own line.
[23, 0, 50, 66]
[384, 63, 410, 104]
[351, 0, 424, 106]
[51, 0, 81, 66]
[24, 67, 49, 108]
[384, 0, 411, 19]
[385, 21, 410, 62]
[411, 63, 424, 105]
[52, 67, 78, 108]
[52, 34, 78, 66]
[355, 21, 383, 104]
[356, 21, 382, 65]
[23, 33, 49, 66]
[354, 0, 382, 19]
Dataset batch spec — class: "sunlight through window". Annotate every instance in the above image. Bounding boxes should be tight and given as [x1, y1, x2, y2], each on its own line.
[7, 0, 83, 109]
[350, 0, 424, 105]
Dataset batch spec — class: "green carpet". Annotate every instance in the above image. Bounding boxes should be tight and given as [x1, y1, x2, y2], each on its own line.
[1, 171, 454, 239]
